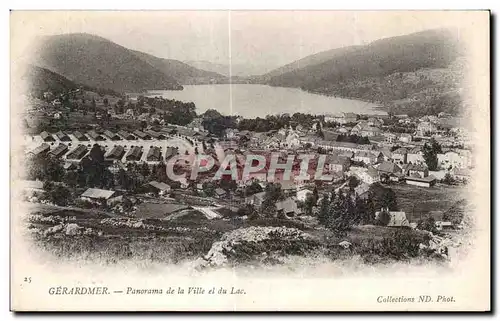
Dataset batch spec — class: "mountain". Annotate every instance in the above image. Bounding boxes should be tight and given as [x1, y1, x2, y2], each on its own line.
[261, 29, 463, 116]
[261, 45, 363, 81]
[184, 60, 271, 78]
[31, 33, 189, 93]
[130, 51, 227, 85]
[22, 64, 78, 96]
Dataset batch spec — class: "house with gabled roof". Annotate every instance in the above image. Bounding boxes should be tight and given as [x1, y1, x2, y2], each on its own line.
[118, 130, 136, 140]
[133, 130, 151, 140]
[87, 130, 105, 141]
[48, 143, 68, 158]
[105, 145, 125, 160]
[145, 130, 166, 140]
[146, 146, 162, 161]
[55, 131, 71, 141]
[391, 147, 408, 164]
[375, 209, 410, 227]
[40, 131, 55, 142]
[103, 130, 122, 141]
[403, 163, 429, 178]
[66, 145, 88, 160]
[73, 131, 89, 141]
[28, 143, 50, 157]
[125, 146, 143, 161]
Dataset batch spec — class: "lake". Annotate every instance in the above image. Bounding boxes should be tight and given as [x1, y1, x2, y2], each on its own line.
[147, 84, 383, 118]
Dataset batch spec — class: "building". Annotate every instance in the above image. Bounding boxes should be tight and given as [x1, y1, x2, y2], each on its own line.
[28, 143, 50, 157]
[437, 150, 471, 170]
[452, 168, 471, 180]
[435, 221, 454, 231]
[316, 141, 374, 153]
[276, 198, 302, 217]
[133, 130, 151, 140]
[354, 183, 371, 200]
[407, 147, 425, 165]
[214, 188, 227, 198]
[399, 133, 413, 143]
[126, 146, 143, 161]
[146, 146, 162, 162]
[245, 191, 266, 207]
[326, 154, 351, 172]
[104, 145, 125, 160]
[165, 147, 178, 161]
[354, 151, 383, 165]
[367, 117, 384, 127]
[81, 188, 116, 203]
[118, 130, 136, 140]
[66, 145, 88, 160]
[375, 209, 410, 227]
[103, 130, 122, 141]
[352, 166, 380, 185]
[391, 148, 408, 164]
[55, 131, 71, 142]
[48, 143, 68, 158]
[296, 188, 313, 202]
[73, 131, 89, 141]
[403, 163, 429, 178]
[417, 121, 438, 136]
[87, 130, 105, 141]
[145, 130, 167, 140]
[142, 181, 171, 195]
[323, 130, 339, 142]
[377, 161, 403, 176]
[405, 175, 437, 188]
[324, 112, 358, 124]
[384, 133, 397, 144]
[40, 131, 55, 142]
[360, 126, 382, 137]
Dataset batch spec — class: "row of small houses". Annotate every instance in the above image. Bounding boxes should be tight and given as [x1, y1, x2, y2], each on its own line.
[38, 125, 212, 144]
[38, 129, 169, 143]
[312, 139, 472, 170]
[28, 142, 179, 163]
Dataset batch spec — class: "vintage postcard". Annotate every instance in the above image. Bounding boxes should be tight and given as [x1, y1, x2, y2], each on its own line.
[10, 10, 490, 311]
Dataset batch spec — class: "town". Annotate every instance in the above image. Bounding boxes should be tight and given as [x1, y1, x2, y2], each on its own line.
[20, 85, 472, 267]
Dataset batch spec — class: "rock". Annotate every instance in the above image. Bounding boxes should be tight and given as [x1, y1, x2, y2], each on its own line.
[197, 226, 314, 268]
[64, 223, 82, 236]
[43, 224, 64, 236]
[132, 222, 144, 228]
[338, 241, 352, 249]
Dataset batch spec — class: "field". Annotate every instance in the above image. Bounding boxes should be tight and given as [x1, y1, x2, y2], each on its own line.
[390, 183, 466, 222]
[24, 201, 440, 268]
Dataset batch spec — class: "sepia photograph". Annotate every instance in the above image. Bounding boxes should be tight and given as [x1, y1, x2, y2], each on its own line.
[9, 10, 490, 311]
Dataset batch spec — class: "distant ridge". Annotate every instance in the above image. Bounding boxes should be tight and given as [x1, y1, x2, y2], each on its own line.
[30, 33, 226, 93]
[259, 29, 463, 116]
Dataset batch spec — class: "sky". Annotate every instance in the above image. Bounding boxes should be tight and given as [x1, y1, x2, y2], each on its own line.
[11, 11, 466, 73]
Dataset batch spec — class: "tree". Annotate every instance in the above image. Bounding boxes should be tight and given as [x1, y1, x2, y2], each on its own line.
[369, 183, 398, 211]
[43, 183, 71, 206]
[245, 181, 263, 196]
[203, 181, 216, 197]
[417, 215, 438, 233]
[103, 98, 109, 107]
[376, 208, 392, 226]
[423, 138, 442, 171]
[261, 183, 284, 216]
[303, 193, 316, 216]
[317, 193, 330, 225]
[140, 162, 150, 178]
[348, 176, 360, 190]
[442, 173, 455, 185]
